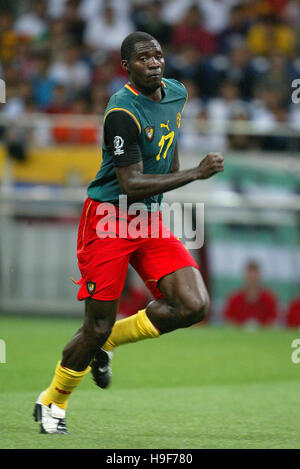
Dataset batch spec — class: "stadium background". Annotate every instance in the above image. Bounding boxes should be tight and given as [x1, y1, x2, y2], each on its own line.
[1, 0, 300, 449]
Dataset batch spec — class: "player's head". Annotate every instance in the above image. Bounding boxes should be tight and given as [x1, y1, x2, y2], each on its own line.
[121, 32, 165, 94]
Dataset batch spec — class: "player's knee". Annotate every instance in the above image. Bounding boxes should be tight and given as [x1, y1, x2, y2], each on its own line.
[94, 319, 112, 343]
[180, 292, 210, 326]
[83, 318, 112, 348]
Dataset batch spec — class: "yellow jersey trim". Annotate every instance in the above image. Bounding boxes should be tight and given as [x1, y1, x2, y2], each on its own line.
[181, 84, 188, 113]
[125, 84, 139, 95]
[104, 107, 141, 134]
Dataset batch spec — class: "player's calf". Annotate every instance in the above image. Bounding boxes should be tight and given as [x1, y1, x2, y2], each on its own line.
[61, 307, 115, 371]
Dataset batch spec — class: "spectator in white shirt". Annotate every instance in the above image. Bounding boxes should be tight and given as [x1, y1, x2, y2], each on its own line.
[78, 0, 130, 22]
[160, 0, 193, 25]
[84, 5, 134, 51]
[197, 0, 239, 34]
[48, 44, 91, 93]
[14, 0, 48, 39]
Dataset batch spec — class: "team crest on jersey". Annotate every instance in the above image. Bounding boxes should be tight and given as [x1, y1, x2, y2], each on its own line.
[87, 281, 96, 296]
[176, 112, 182, 128]
[144, 126, 154, 142]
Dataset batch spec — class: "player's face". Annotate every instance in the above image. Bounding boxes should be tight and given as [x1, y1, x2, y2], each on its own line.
[246, 267, 260, 287]
[125, 40, 165, 93]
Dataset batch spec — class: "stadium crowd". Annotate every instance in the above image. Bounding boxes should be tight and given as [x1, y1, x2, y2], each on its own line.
[1, 0, 300, 149]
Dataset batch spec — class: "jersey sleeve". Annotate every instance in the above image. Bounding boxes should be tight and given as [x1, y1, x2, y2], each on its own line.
[104, 111, 142, 167]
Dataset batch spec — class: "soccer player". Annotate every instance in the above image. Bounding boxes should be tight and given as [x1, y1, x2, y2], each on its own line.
[223, 261, 278, 326]
[34, 32, 224, 434]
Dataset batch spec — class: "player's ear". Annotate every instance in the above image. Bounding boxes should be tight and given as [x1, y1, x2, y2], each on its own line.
[121, 59, 130, 74]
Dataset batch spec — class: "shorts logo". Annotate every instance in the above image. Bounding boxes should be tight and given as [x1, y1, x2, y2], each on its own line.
[113, 136, 124, 155]
[144, 126, 154, 142]
[87, 281, 96, 295]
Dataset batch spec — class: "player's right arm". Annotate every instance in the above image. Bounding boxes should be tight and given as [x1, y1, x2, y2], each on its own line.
[104, 111, 224, 200]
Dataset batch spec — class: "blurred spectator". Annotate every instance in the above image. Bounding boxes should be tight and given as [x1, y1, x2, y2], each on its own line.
[250, 87, 282, 128]
[218, 4, 250, 54]
[206, 79, 248, 150]
[0, 9, 18, 63]
[160, 0, 193, 25]
[285, 295, 300, 328]
[203, 43, 258, 100]
[171, 5, 218, 56]
[261, 100, 290, 151]
[207, 80, 247, 127]
[47, 0, 68, 19]
[223, 261, 278, 326]
[14, 0, 48, 40]
[247, 14, 295, 57]
[249, 87, 290, 150]
[198, 0, 240, 34]
[135, 1, 171, 46]
[45, 84, 70, 114]
[255, 53, 294, 103]
[83, 5, 134, 51]
[165, 45, 202, 89]
[92, 56, 124, 96]
[283, 0, 300, 25]
[242, 0, 288, 20]
[3, 82, 34, 118]
[226, 43, 258, 100]
[63, 0, 85, 45]
[284, 0, 300, 53]
[48, 43, 91, 94]
[12, 41, 37, 82]
[78, 0, 130, 22]
[46, 19, 70, 61]
[31, 54, 57, 109]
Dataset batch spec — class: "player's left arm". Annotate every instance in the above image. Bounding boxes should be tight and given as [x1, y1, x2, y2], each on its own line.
[170, 142, 179, 173]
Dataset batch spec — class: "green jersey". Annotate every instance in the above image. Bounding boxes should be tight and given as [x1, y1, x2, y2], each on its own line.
[87, 78, 187, 211]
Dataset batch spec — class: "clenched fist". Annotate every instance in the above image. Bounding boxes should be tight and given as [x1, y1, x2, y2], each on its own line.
[197, 153, 224, 179]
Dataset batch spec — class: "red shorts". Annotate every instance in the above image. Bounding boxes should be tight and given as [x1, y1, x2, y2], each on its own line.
[75, 197, 199, 301]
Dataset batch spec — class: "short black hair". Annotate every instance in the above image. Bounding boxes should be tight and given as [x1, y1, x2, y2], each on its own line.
[121, 32, 157, 61]
[245, 261, 260, 272]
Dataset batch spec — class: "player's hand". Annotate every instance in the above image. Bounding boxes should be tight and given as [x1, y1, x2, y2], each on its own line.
[197, 152, 224, 179]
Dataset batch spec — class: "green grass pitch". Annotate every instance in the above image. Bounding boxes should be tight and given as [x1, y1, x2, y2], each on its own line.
[0, 316, 300, 449]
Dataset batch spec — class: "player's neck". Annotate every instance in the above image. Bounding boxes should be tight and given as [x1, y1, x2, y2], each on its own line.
[129, 81, 163, 102]
[245, 285, 261, 302]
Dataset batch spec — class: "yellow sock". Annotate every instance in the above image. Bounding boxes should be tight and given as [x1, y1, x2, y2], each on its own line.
[41, 361, 90, 410]
[102, 309, 160, 352]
